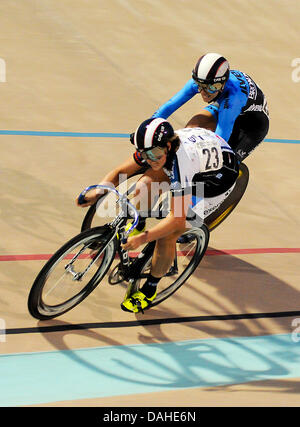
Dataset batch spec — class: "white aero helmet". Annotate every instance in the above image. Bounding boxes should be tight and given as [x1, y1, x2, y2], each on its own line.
[192, 53, 230, 84]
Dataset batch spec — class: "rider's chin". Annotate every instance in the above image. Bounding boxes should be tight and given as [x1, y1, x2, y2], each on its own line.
[202, 92, 215, 102]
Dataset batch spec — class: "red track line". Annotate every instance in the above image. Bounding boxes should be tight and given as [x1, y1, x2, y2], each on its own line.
[205, 248, 300, 256]
[0, 248, 299, 262]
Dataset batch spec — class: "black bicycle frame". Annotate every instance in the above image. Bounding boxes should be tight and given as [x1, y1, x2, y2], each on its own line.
[116, 229, 156, 282]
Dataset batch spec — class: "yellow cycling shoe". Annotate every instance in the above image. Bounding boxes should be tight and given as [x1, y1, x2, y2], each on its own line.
[121, 290, 157, 313]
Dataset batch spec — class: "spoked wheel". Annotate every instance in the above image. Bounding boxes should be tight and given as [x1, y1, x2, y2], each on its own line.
[135, 225, 210, 309]
[28, 226, 117, 320]
[205, 163, 249, 231]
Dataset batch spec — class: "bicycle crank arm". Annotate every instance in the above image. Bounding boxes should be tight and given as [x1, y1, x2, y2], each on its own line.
[124, 279, 139, 300]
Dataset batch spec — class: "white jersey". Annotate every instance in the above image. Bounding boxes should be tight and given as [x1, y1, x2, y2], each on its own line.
[165, 127, 234, 196]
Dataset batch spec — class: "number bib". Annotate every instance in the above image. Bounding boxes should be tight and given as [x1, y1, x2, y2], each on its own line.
[171, 128, 229, 191]
[195, 138, 223, 173]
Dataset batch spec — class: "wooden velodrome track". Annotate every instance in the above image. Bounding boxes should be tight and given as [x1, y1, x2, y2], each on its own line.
[0, 0, 300, 408]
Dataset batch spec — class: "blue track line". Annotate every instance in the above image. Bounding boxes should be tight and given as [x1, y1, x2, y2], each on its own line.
[0, 129, 299, 143]
[264, 138, 300, 144]
[0, 130, 130, 138]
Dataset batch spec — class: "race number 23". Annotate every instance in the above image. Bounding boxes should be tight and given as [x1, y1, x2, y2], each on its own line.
[202, 146, 220, 170]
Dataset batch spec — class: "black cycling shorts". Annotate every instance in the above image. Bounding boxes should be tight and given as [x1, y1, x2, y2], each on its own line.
[192, 151, 239, 198]
[228, 111, 269, 161]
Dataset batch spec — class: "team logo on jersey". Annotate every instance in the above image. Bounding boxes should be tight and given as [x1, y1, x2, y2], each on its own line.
[231, 71, 248, 96]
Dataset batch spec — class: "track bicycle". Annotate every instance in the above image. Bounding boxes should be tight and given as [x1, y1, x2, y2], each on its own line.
[80, 163, 249, 233]
[28, 163, 249, 320]
[28, 185, 210, 320]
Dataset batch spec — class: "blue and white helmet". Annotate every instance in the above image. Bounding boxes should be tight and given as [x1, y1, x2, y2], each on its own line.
[133, 118, 175, 150]
[192, 53, 230, 84]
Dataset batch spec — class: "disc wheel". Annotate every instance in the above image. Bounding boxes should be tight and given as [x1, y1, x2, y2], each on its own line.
[205, 163, 249, 231]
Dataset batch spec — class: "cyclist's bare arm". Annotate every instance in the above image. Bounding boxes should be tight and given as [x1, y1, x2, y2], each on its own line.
[122, 191, 192, 277]
[101, 156, 143, 187]
[122, 191, 191, 250]
[148, 192, 191, 241]
[76, 156, 142, 207]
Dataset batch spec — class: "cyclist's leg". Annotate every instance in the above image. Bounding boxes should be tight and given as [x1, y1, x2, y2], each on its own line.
[131, 167, 170, 210]
[185, 108, 217, 131]
[228, 112, 269, 161]
[150, 229, 186, 278]
[139, 229, 185, 296]
[121, 229, 185, 313]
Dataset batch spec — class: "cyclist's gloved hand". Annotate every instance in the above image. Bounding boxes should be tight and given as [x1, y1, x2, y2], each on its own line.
[76, 186, 107, 207]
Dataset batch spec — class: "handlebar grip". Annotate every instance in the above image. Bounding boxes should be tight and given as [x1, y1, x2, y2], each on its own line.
[77, 184, 99, 205]
[121, 237, 128, 244]
[77, 193, 87, 205]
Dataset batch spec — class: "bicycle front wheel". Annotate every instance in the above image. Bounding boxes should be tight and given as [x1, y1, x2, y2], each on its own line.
[136, 225, 210, 308]
[28, 226, 117, 320]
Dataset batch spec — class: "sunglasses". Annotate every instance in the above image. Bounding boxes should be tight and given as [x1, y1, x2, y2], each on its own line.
[193, 77, 224, 93]
[196, 81, 224, 94]
[138, 146, 166, 162]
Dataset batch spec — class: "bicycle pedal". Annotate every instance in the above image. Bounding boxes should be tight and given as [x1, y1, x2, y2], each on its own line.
[124, 280, 138, 300]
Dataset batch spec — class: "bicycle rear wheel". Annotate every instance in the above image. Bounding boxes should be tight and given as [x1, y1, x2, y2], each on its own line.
[135, 225, 210, 308]
[205, 163, 249, 231]
[28, 226, 116, 320]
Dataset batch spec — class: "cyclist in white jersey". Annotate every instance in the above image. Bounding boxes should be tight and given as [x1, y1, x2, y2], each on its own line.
[164, 127, 237, 217]
[76, 118, 239, 313]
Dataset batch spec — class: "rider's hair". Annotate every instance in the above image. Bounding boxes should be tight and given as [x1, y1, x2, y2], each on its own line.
[164, 134, 180, 170]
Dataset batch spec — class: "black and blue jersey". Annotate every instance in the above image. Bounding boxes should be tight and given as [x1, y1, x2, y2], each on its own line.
[152, 70, 269, 145]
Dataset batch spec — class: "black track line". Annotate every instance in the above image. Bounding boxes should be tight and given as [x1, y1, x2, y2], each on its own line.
[5, 310, 300, 335]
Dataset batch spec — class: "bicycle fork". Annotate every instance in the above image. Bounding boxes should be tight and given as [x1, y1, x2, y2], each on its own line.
[64, 231, 116, 281]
